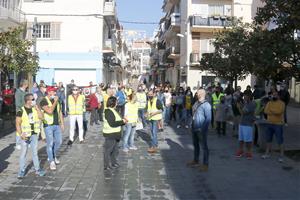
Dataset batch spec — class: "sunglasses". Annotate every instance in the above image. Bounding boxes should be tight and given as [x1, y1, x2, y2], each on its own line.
[73, 89, 79, 91]
[31, 99, 35, 101]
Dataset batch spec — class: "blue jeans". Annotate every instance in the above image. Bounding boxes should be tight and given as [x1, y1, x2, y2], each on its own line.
[45, 125, 62, 162]
[192, 130, 209, 165]
[184, 109, 192, 126]
[138, 109, 147, 128]
[176, 107, 185, 125]
[123, 123, 136, 149]
[149, 120, 158, 147]
[19, 134, 40, 172]
[164, 106, 171, 124]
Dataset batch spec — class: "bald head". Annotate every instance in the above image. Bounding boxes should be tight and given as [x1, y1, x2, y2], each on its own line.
[197, 89, 206, 101]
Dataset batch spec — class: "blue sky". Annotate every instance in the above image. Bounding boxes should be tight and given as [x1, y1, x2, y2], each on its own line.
[116, 0, 163, 38]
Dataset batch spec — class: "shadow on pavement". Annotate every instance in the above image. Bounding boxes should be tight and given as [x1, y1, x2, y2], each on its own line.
[0, 143, 15, 173]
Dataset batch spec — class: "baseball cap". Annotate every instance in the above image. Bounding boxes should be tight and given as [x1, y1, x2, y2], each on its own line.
[46, 86, 57, 93]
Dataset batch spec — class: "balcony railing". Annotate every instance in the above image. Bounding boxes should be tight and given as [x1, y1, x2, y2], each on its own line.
[170, 13, 180, 26]
[0, 5, 25, 24]
[190, 16, 232, 28]
[104, 0, 116, 16]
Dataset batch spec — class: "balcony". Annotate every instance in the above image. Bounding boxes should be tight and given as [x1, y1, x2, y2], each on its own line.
[190, 53, 201, 66]
[104, 0, 116, 17]
[167, 46, 180, 59]
[0, 5, 25, 30]
[190, 16, 232, 33]
[103, 39, 114, 54]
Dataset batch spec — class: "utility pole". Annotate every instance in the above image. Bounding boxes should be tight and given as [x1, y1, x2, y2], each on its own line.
[28, 17, 38, 88]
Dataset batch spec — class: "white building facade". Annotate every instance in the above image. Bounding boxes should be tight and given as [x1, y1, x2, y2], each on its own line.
[21, 0, 104, 86]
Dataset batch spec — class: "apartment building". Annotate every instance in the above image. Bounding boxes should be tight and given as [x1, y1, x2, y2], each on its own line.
[0, 0, 24, 31]
[157, 0, 262, 90]
[21, 0, 105, 86]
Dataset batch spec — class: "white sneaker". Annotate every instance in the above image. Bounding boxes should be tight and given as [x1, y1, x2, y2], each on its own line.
[54, 157, 60, 165]
[185, 125, 189, 129]
[177, 125, 181, 129]
[261, 154, 270, 159]
[129, 146, 138, 150]
[16, 144, 21, 150]
[123, 148, 129, 153]
[50, 161, 56, 171]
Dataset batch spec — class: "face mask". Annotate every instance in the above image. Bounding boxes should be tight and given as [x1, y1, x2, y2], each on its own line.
[148, 96, 153, 100]
[73, 91, 78, 95]
[50, 95, 55, 99]
[31, 101, 36, 106]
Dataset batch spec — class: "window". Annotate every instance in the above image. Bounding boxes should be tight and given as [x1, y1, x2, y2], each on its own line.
[36, 23, 51, 38]
[24, 0, 54, 2]
[209, 5, 224, 16]
[0, 0, 8, 8]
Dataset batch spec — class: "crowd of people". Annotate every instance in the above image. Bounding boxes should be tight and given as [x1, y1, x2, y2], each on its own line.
[9, 78, 290, 178]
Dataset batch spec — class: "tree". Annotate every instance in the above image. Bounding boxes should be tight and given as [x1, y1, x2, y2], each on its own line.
[0, 27, 39, 80]
[200, 20, 253, 87]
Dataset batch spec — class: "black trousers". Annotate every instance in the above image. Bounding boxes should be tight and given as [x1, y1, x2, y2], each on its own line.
[216, 121, 226, 135]
[103, 138, 119, 169]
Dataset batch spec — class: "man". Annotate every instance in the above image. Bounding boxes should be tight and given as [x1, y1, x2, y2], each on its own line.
[243, 85, 253, 97]
[116, 86, 126, 117]
[211, 86, 224, 127]
[136, 85, 147, 128]
[278, 84, 290, 124]
[57, 82, 66, 116]
[163, 87, 172, 126]
[67, 86, 86, 144]
[40, 87, 64, 170]
[95, 86, 104, 122]
[262, 90, 285, 162]
[15, 79, 29, 150]
[124, 84, 133, 96]
[235, 94, 256, 159]
[187, 89, 212, 171]
[176, 87, 185, 128]
[145, 90, 163, 153]
[16, 93, 46, 178]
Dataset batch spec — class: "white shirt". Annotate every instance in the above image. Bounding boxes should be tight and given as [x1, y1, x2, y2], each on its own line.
[164, 92, 172, 106]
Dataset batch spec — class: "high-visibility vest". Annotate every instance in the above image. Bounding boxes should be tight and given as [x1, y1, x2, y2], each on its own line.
[103, 92, 109, 109]
[21, 106, 41, 136]
[148, 98, 162, 121]
[136, 92, 147, 109]
[125, 88, 132, 96]
[68, 95, 85, 115]
[103, 108, 122, 134]
[212, 93, 224, 110]
[44, 97, 61, 125]
[185, 95, 192, 109]
[125, 102, 139, 123]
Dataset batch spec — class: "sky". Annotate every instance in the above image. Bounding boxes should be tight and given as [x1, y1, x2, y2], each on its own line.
[116, 0, 163, 38]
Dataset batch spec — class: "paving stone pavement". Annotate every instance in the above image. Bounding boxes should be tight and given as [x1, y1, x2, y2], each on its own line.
[0, 120, 299, 200]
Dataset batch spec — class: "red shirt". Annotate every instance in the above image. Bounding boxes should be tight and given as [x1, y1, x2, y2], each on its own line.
[88, 93, 99, 109]
[3, 89, 14, 105]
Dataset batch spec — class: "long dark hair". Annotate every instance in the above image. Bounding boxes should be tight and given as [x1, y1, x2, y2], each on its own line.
[107, 96, 117, 108]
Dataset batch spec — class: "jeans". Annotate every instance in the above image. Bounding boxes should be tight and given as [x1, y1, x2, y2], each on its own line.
[138, 109, 147, 128]
[70, 115, 84, 141]
[90, 108, 99, 125]
[176, 107, 185, 125]
[45, 125, 62, 162]
[192, 130, 209, 165]
[103, 138, 119, 168]
[164, 106, 171, 124]
[19, 134, 40, 172]
[123, 123, 136, 149]
[184, 109, 192, 126]
[116, 104, 125, 117]
[149, 120, 158, 147]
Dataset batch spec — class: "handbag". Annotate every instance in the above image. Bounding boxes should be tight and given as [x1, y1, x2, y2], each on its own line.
[136, 120, 143, 130]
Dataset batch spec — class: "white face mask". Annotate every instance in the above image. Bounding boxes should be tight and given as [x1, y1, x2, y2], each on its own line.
[73, 91, 78, 95]
[50, 95, 55, 99]
[31, 101, 36, 107]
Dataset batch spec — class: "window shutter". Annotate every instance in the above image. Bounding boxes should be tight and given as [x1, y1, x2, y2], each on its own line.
[50, 22, 61, 40]
[26, 22, 33, 40]
[43, 0, 54, 2]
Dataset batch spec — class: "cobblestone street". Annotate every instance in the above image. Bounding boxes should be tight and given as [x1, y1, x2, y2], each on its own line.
[0, 119, 299, 200]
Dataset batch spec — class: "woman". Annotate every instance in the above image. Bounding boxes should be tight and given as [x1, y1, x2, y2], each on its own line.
[123, 93, 139, 152]
[103, 96, 127, 171]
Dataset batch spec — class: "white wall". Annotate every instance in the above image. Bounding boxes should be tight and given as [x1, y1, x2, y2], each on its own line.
[22, 0, 104, 53]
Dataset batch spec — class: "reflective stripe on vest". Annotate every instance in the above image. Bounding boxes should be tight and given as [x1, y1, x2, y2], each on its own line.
[148, 98, 162, 121]
[21, 107, 41, 136]
[103, 108, 122, 134]
[44, 97, 61, 125]
[68, 95, 85, 115]
[125, 102, 139, 123]
[212, 93, 224, 109]
[136, 92, 147, 109]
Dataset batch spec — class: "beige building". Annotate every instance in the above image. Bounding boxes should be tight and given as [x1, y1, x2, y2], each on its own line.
[157, 0, 264, 90]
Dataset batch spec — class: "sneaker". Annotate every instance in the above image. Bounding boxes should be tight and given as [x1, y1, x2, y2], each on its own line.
[54, 157, 60, 165]
[147, 147, 157, 154]
[50, 161, 56, 171]
[177, 125, 181, 129]
[111, 163, 120, 169]
[199, 164, 209, 172]
[79, 140, 84, 144]
[185, 125, 189, 129]
[186, 160, 199, 168]
[278, 157, 284, 163]
[261, 154, 270, 159]
[246, 153, 253, 160]
[129, 146, 138, 150]
[123, 148, 129, 153]
[67, 140, 73, 146]
[16, 144, 21, 150]
[235, 150, 244, 158]
[35, 169, 46, 177]
[17, 170, 25, 179]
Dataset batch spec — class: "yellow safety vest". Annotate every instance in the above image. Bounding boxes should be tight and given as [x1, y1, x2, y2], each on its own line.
[125, 88, 132, 96]
[103, 92, 109, 109]
[185, 96, 192, 109]
[136, 92, 147, 109]
[68, 95, 85, 115]
[103, 108, 122, 134]
[148, 98, 162, 121]
[212, 93, 224, 110]
[43, 97, 61, 125]
[20, 106, 41, 136]
[125, 102, 139, 123]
